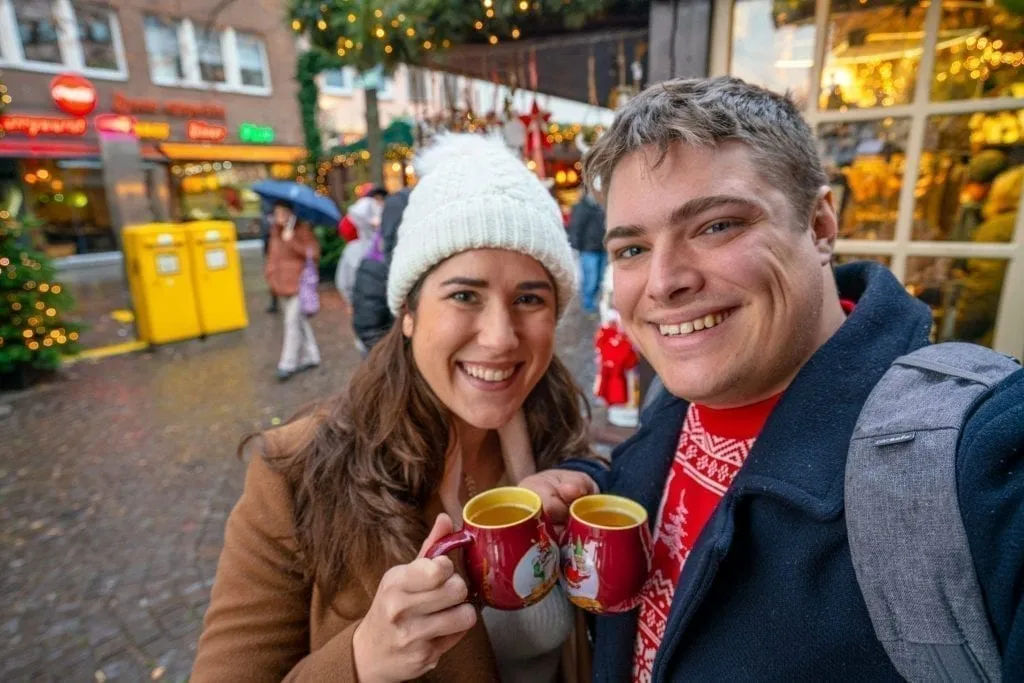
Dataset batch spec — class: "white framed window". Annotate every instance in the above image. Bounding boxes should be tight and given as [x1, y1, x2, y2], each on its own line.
[194, 25, 226, 84]
[321, 67, 354, 95]
[141, 16, 270, 95]
[143, 14, 185, 85]
[320, 66, 392, 99]
[407, 66, 428, 104]
[0, 0, 127, 79]
[234, 31, 271, 93]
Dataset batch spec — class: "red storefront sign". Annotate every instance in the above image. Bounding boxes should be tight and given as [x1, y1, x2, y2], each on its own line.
[187, 120, 227, 142]
[0, 115, 87, 137]
[94, 113, 136, 136]
[50, 74, 98, 116]
[113, 93, 226, 119]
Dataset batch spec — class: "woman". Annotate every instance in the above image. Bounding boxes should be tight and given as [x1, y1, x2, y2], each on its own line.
[193, 135, 596, 682]
[265, 201, 321, 381]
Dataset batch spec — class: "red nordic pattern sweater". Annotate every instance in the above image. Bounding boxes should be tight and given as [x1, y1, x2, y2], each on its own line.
[632, 395, 781, 681]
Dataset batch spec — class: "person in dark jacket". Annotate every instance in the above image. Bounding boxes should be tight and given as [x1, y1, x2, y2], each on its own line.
[350, 186, 409, 352]
[567, 191, 607, 314]
[519, 77, 1024, 681]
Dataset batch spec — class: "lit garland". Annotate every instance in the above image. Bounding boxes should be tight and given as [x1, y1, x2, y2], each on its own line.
[314, 143, 415, 193]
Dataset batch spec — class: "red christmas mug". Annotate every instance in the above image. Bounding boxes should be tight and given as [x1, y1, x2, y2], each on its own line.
[560, 494, 652, 614]
[427, 487, 559, 610]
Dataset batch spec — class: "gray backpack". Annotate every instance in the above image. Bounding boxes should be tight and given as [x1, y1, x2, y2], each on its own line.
[846, 342, 1021, 682]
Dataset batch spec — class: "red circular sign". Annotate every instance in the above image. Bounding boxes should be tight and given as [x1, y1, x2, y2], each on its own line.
[50, 73, 97, 117]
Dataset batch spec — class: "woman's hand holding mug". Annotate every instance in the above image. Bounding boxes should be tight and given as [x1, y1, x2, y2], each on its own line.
[352, 514, 477, 683]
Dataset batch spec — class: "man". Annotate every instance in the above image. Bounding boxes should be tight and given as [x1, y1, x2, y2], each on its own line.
[521, 77, 1024, 680]
[568, 189, 608, 314]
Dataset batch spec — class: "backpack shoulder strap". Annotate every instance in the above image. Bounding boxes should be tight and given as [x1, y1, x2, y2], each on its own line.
[846, 342, 1020, 683]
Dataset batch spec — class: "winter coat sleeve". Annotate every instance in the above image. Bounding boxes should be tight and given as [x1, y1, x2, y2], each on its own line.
[191, 452, 361, 682]
[351, 258, 394, 350]
[380, 189, 410, 264]
[567, 203, 584, 251]
[957, 368, 1024, 678]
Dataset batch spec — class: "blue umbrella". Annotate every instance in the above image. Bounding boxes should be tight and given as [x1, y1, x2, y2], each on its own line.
[251, 180, 341, 227]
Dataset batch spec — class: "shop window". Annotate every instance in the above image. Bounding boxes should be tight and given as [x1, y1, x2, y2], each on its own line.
[74, 4, 118, 71]
[931, 0, 1023, 102]
[236, 32, 268, 88]
[819, 0, 929, 110]
[914, 109, 1022, 242]
[817, 117, 911, 240]
[12, 0, 63, 64]
[171, 161, 285, 238]
[144, 15, 184, 84]
[905, 255, 1008, 347]
[833, 253, 892, 266]
[195, 26, 226, 84]
[15, 159, 116, 256]
[729, 0, 816, 108]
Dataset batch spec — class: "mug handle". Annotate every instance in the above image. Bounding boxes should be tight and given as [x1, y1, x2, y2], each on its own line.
[426, 528, 474, 559]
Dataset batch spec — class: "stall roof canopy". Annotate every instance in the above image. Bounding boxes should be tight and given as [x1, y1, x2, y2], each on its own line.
[329, 119, 415, 156]
[423, 1, 650, 107]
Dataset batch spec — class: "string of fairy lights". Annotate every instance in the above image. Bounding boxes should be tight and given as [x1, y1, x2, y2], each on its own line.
[290, 0, 573, 56]
[0, 255, 80, 352]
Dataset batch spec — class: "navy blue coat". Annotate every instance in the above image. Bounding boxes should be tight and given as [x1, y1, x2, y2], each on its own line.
[564, 263, 1024, 681]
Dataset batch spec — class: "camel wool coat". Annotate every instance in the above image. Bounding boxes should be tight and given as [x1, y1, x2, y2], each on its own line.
[264, 222, 320, 298]
[191, 420, 592, 682]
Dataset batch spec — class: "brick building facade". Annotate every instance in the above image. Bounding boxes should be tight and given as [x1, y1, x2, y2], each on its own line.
[0, 0, 306, 258]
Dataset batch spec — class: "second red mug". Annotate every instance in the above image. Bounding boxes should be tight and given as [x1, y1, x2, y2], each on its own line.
[560, 493, 652, 614]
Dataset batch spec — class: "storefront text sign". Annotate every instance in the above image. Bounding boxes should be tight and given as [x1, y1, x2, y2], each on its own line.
[134, 121, 171, 141]
[95, 114, 136, 137]
[50, 74, 98, 117]
[113, 93, 226, 120]
[0, 115, 87, 137]
[239, 122, 275, 144]
[187, 120, 228, 143]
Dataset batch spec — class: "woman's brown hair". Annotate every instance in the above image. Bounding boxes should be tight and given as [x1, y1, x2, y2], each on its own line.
[252, 281, 594, 602]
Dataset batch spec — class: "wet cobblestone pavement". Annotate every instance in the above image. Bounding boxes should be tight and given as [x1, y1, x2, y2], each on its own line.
[1, 252, 600, 681]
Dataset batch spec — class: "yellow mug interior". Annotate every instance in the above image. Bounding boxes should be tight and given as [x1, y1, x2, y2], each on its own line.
[464, 486, 542, 529]
[570, 494, 648, 530]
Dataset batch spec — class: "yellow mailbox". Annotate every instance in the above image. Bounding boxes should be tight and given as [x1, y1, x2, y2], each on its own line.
[184, 221, 249, 335]
[122, 223, 202, 344]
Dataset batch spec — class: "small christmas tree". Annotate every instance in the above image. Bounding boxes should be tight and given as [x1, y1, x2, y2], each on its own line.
[0, 72, 82, 382]
[0, 219, 82, 378]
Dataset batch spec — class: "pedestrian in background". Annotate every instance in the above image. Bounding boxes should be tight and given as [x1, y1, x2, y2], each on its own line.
[264, 200, 321, 381]
[567, 189, 607, 315]
[192, 134, 596, 683]
[350, 150, 443, 352]
[259, 204, 278, 314]
[335, 188, 385, 310]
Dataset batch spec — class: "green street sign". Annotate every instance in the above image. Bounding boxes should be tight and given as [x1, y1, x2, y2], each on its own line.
[239, 122, 275, 144]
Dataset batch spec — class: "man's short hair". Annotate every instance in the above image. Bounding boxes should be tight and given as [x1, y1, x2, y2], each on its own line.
[584, 76, 829, 226]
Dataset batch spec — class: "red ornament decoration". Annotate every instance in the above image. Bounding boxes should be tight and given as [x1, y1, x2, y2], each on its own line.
[594, 321, 638, 406]
[49, 73, 97, 116]
[519, 101, 552, 154]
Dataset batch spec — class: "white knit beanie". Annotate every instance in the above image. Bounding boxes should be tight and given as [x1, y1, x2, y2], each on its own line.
[387, 133, 578, 318]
